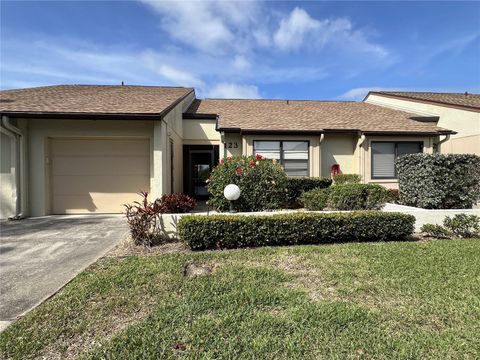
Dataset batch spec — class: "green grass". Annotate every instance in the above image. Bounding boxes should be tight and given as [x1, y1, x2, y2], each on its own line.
[1, 239, 480, 359]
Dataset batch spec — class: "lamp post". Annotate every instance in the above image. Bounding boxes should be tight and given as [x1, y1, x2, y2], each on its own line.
[223, 184, 241, 213]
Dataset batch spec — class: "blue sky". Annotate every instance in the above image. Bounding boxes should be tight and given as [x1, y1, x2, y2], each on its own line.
[1, 1, 479, 100]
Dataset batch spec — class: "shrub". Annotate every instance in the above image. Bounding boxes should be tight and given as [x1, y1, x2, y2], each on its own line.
[326, 184, 387, 210]
[443, 214, 480, 238]
[332, 173, 361, 184]
[420, 223, 451, 238]
[158, 193, 196, 213]
[385, 188, 400, 203]
[285, 177, 332, 208]
[178, 212, 415, 250]
[396, 154, 480, 209]
[124, 192, 164, 246]
[299, 188, 331, 210]
[207, 155, 288, 212]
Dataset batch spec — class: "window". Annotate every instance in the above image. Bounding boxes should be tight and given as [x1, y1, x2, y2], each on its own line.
[254, 140, 309, 177]
[371, 141, 423, 179]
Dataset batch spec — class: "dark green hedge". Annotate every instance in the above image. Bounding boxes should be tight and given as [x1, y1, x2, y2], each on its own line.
[285, 177, 332, 208]
[332, 173, 361, 184]
[300, 184, 387, 211]
[178, 212, 415, 250]
[396, 154, 480, 209]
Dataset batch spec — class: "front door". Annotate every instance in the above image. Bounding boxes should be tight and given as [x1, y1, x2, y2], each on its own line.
[183, 145, 219, 198]
[191, 151, 213, 198]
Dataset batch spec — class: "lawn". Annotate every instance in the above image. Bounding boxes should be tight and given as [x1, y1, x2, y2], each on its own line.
[1, 239, 479, 359]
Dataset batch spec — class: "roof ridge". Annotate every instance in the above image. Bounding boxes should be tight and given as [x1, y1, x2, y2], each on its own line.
[378, 91, 480, 96]
[0, 84, 194, 91]
[201, 98, 358, 103]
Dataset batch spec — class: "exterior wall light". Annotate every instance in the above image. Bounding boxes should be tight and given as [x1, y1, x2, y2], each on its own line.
[223, 184, 241, 213]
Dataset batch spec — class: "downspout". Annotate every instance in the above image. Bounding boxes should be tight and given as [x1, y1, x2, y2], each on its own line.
[436, 134, 451, 153]
[1, 116, 25, 220]
[356, 134, 366, 182]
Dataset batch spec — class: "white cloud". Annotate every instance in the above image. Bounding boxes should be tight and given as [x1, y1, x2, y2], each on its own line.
[155, 64, 205, 88]
[232, 55, 251, 71]
[207, 83, 261, 99]
[273, 7, 388, 59]
[140, 0, 260, 54]
[274, 7, 321, 51]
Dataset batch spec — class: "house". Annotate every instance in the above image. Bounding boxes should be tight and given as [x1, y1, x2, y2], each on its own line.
[0, 85, 456, 218]
[364, 91, 480, 155]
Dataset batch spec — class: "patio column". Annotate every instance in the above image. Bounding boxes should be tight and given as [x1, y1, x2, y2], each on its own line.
[152, 119, 167, 198]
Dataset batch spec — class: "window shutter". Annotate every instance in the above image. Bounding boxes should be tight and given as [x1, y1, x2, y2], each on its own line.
[372, 143, 395, 178]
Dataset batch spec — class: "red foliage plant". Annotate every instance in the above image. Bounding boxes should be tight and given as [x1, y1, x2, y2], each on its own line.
[158, 193, 196, 213]
[124, 192, 196, 246]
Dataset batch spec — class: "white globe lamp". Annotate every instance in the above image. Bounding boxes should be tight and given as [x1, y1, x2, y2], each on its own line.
[224, 184, 241, 213]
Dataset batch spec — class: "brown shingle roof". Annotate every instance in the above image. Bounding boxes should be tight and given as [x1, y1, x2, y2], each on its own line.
[0, 85, 194, 116]
[369, 91, 480, 111]
[186, 99, 452, 135]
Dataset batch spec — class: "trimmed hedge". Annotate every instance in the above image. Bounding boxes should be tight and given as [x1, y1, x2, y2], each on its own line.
[332, 173, 361, 184]
[299, 187, 330, 210]
[285, 177, 332, 208]
[178, 212, 415, 250]
[396, 154, 480, 209]
[300, 184, 387, 211]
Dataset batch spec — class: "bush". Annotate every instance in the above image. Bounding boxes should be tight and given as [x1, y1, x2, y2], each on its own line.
[299, 188, 331, 210]
[301, 184, 387, 211]
[124, 192, 164, 246]
[178, 212, 415, 250]
[332, 173, 361, 184]
[385, 188, 400, 203]
[443, 214, 480, 238]
[157, 193, 196, 213]
[396, 154, 480, 209]
[207, 155, 288, 212]
[285, 177, 332, 208]
[420, 223, 451, 238]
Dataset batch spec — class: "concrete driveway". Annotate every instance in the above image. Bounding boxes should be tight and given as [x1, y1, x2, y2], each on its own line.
[0, 215, 127, 330]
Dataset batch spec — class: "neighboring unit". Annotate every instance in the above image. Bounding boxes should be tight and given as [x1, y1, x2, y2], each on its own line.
[365, 91, 480, 155]
[0, 85, 461, 218]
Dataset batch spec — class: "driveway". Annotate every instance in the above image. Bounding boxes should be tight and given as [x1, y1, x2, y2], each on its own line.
[0, 215, 127, 331]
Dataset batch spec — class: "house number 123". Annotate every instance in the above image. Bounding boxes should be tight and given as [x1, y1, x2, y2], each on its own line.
[224, 142, 238, 149]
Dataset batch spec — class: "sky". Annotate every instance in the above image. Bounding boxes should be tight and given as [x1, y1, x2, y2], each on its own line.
[1, 1, 479, 100]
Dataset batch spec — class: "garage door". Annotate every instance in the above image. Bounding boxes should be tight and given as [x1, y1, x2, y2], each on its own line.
[50, 138, 150, 214]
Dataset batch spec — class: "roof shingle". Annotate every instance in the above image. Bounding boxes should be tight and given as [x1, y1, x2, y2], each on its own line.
[187, 99, 452, 134]
[0, 85, 193, 116]
[369, 91, 480, 110]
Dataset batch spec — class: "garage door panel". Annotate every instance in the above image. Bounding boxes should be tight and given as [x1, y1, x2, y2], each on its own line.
[52, 156, 149, 176]
[51, 139, 150, 156]
[52, 175, 149, 195]
[53, 193, 142, 214]
[50, 138, 150, 214]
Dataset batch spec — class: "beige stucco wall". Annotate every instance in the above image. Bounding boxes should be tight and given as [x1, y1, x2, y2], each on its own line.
[221, 133, 243, 158]
[365, 94, 480, 154]
[158, 92, 196, 195]
[183, 119, 221, 145]
[1, 132, 15, 218]
[320, 135, 355, 177]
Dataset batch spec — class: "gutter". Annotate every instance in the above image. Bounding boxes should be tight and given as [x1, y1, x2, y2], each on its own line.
[1, 116, 25, 220]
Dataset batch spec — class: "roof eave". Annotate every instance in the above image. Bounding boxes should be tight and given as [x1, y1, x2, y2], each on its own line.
[0, 111, 162, 120]
[365, 92, 480, 112]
